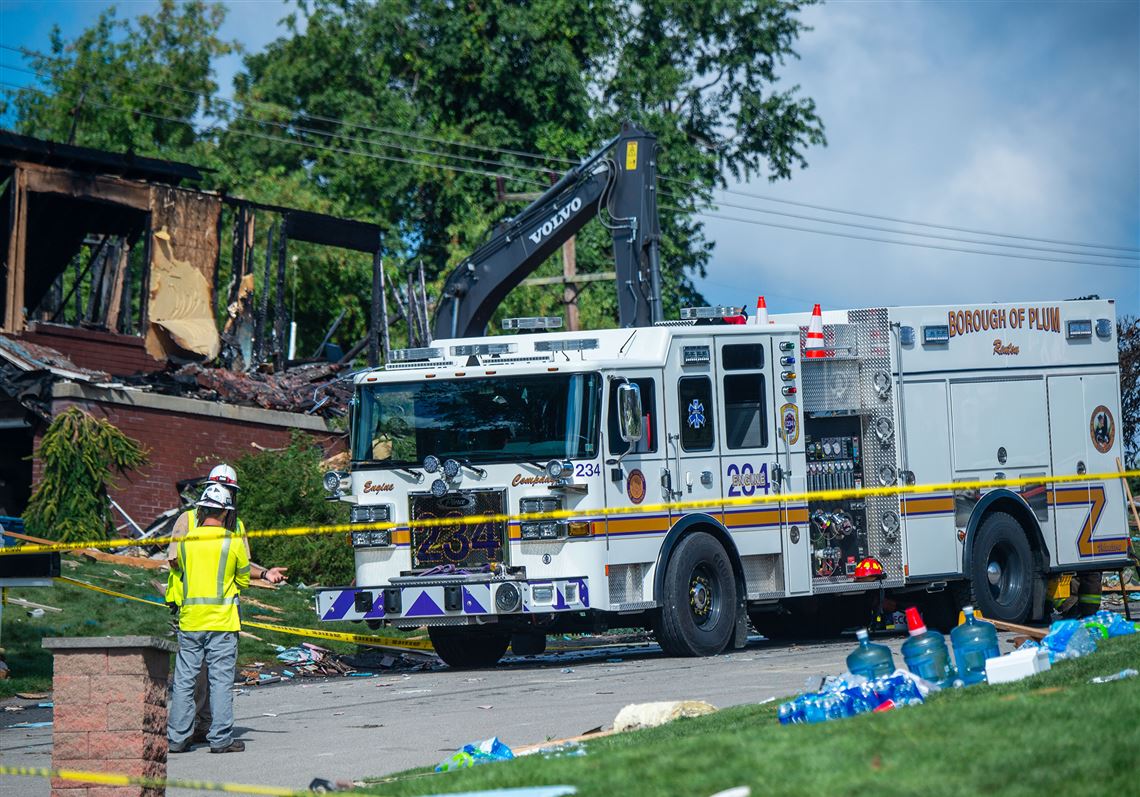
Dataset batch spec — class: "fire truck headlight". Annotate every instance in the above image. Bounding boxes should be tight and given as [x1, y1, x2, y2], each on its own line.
[430, 478, 448, 498]
[442, 458, 461, 479]
[351, 504, 392, 525]
[495, 582, 521, 612]
[423, 455, 441, 474]
[531, 584, 554, 604]
[351, 529, 392, 548]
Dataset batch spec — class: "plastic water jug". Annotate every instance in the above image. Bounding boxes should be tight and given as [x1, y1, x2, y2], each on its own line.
[950, 606, 1000, 685]
[900, 607, 954, 686]
[846, 628, 895, 679]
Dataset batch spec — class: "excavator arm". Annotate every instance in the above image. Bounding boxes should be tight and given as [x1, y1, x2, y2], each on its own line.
[431, 123, 662, 339]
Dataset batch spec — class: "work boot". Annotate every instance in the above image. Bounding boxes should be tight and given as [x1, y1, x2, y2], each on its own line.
[168, 740, 193, 754]
[210, 740, 245, 754]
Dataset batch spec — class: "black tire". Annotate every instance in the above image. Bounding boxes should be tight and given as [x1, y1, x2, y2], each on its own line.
[510, 632, 547, 657]
[428, 627, 510, 669]
[655, 531, 737, 657]
[968, 511, 1035, 623]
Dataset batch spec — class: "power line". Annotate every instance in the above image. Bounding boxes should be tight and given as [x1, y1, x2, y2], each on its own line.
[0, 59, 559, 182]
[661, 175, 1138, 254]
[659, 191, 1138, 261]
[0, 43, 578, 170]
[671, 206, 1140, 270]
[0, 79, 548, 188]
[9, 41, 1134, 259]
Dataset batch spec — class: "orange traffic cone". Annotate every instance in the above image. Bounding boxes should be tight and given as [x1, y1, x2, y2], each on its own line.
[804, 303, 825, 358]
[753, 296, 769, 326]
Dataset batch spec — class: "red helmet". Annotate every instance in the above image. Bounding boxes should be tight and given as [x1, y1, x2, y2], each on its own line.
[854, 557, 885, 580]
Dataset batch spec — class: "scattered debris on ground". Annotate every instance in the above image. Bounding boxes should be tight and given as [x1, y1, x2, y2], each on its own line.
[612, 700, 718, 732]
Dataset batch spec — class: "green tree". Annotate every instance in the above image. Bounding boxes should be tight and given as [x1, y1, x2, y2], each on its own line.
[220, 0, 824, 338]
[1, 0, 235, 165]
[4, 0, 825, 346]
[1119, 315, 1139, 470]
[24, 408, 148, 543]
[233, 432, 352, 585]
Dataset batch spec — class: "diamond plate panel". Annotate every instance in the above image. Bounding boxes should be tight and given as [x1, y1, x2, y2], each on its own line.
[741, 554, 784, 598]
[802, 359, 861, 413]
[607, 563, 647, 604]
[850, 307, 904, 585]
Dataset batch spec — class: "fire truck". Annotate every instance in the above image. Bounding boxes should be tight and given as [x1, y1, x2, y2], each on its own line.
[315, 298, 1129, 667]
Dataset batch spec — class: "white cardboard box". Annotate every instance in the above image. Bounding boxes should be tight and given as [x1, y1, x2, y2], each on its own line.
[984, 647, 1051, 684]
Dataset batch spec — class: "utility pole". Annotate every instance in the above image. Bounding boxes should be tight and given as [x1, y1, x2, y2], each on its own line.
[562, 237, 579, 331]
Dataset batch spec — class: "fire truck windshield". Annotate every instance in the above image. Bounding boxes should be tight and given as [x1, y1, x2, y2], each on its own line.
[352, 372, 601, 466]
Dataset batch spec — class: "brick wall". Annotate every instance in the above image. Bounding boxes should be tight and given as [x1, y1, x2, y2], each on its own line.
[22, 323, 163, 376]
[34, 392, 343, 530]
[45, 636, 175, 797]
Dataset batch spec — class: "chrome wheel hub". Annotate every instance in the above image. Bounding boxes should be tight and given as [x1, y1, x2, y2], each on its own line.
[987, 560, 1002, 587]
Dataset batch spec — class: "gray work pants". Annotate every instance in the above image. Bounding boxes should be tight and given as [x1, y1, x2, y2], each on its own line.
[169, 630, 238, 749]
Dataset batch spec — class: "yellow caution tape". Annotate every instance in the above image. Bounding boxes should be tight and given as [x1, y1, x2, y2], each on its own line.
[56, 575, 165, 606]
[243, 620, 436, 652]
[52, 576, 435, 653]
[0, 765, 302, 795]
[4, 469, 1137, 556]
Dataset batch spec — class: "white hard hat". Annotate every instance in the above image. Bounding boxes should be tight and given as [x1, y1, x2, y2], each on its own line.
[197, 482, 235, 510]
[207, 464, 239, 490]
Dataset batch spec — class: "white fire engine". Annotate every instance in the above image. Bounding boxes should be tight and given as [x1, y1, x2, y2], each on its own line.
[315, 298, 1128, 668]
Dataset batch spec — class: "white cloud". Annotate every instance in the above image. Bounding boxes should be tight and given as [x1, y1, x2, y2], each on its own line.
[696, 1, 1140, 319]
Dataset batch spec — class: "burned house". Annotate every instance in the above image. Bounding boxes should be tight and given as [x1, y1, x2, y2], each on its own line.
[0, 132, 380, 527]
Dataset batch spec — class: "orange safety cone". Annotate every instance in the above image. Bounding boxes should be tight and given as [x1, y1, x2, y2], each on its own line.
[753, 296, 769, 326]
[804, 303, 825, 358]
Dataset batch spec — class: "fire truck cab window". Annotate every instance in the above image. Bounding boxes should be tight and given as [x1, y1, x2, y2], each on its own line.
[723, 373, 768, 449]
[679, 376, 715, 451]
[721, 343, 764, 371]
[608, 378, 657, 455]
[352, 373, 601, 466]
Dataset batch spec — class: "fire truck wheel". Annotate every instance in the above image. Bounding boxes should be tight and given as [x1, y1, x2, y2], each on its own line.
[968, 511, 1034, 623]
[656, 531, 737, 657]
[428, 627, 510, 669]
[510, 632, 547, 657]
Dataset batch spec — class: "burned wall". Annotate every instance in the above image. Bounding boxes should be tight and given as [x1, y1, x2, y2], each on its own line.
[36, 384, 344, 529]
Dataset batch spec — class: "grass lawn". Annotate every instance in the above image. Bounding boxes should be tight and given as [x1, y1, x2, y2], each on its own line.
[358, 633, 1140, 797]
[0, 553, 402, 698]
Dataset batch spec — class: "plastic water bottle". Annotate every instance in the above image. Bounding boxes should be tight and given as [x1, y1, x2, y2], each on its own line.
[950, 606, 1000, 685]
[900, 607, 954, 686]
[847, 628, 896, 679]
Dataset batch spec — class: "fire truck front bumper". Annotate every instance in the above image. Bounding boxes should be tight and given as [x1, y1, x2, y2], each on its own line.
[315, 576, 590, 625]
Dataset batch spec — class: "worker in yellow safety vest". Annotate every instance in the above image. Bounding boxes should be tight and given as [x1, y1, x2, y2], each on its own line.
[165, 464, 286, 744]
[168, 482, 250, 753]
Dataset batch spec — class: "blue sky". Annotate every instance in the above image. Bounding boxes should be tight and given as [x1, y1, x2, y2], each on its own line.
[1, 0, 1137, 319]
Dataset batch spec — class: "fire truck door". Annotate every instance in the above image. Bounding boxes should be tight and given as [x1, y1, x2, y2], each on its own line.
[714, 337, 798, 596]
[663, 338, 724, 529]
[1047, 374, 1129, 565]
[602, 371, 670, 566]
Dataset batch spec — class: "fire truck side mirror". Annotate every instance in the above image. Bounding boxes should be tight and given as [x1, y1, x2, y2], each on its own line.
[617, 383, 644, 444]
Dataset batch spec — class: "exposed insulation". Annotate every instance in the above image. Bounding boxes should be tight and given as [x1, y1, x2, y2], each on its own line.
[145, 229, 221, 360]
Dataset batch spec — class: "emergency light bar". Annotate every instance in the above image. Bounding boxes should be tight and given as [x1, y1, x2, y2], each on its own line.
[535, 338, 599, 352]
[680, 305, 745, 320]
[390, 346, 444, 362]
[450, 343, 518, 357]
[502, 316, 563, 330]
